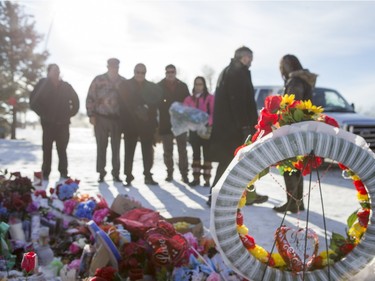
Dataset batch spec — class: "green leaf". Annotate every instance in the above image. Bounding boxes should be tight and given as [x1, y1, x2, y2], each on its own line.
[347, 209, 359, 229]
[331, 232, 346, 247]
[258, 168, 270, 179]
[293, 109, 304, 122]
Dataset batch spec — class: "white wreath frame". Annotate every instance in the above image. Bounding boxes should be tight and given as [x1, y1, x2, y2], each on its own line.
[210, 121, 375, 281]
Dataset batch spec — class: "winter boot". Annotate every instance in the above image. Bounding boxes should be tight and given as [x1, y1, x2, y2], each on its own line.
[202, 161, 212, 187]
[189, 160, 201, 187]
[274, 171, 304, 213]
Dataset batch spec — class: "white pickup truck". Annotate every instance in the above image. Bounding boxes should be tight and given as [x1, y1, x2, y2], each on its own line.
[254, 86, 375, 151]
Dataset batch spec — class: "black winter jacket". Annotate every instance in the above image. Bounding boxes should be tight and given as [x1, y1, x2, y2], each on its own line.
[30, 78, 80, 125]
[209, 59, 258, 162]
[119, 78, 162, 138]
[157, 78, 189, 135]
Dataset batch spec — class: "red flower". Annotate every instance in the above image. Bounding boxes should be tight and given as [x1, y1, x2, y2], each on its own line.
[234, 144, 247, 156]
[289, 100, 300, 108]
[264, 95, 282, 113]
[258, 108, 278, 128]
[251, 123, 273, 143]
[357, 209, 370, 228]
[312, 256, 324, 269]
[354, 180, 367, 195]
[323, 114, 339, 128]
[339, 243, 355, 255]
[21, 252, 37, 273]
[95, 266, 117, 281]
[34, 190, 47, 198]
[12, 195, 26, 211]
[239, 234, 255, 249]
[236, 211, 243, 226]
[251, 131, 261, 143]
[294, 156, 323, 176]
[90, 277, 107, 281]
[338, 163, 348, 170]
[267, 255, 275, 267]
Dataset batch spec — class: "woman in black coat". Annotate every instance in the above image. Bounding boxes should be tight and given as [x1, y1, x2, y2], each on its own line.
[274, 54, 318, 213]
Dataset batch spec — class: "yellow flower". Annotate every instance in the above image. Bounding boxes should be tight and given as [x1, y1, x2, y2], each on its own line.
[319, 249, 335, 259]
[351, 174, 360, 181]
[238, 195, 246, 208]
[280, 94, 295, 107]
[348, 222, 366, 243]
[295, 100, 324, 114]
[249, 245, 269, 263]
[237, 224, 249, 235]
[271, 253, 286, 267]
[357, 193, 369, 202]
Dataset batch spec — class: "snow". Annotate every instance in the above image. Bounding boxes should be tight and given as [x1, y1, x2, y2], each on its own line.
[1, 126, 374, 280]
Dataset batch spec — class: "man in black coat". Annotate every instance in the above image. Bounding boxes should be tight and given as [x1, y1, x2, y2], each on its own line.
[119, 63, 162, 186]
[207, 46, 268, 206]
[157, 64, 190, 183]
[30, 64, 80, 180]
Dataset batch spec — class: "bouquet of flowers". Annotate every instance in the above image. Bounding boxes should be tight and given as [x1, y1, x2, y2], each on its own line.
[236, 94, 339, 176]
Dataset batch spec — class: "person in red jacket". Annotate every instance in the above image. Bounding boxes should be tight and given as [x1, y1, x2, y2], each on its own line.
[30, 64, 80, 181]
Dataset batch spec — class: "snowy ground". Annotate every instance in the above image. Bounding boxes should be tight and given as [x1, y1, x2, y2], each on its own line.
[1, 126, 374, 280]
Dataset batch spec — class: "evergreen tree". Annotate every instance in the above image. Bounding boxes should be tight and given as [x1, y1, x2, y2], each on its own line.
[0, 1, 49, 139]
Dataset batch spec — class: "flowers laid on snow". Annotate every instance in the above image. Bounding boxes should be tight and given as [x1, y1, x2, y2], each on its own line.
[0, 171, 244, 280]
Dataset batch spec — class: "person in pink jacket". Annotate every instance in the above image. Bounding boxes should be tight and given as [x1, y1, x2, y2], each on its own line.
[183, 76, 215, 187]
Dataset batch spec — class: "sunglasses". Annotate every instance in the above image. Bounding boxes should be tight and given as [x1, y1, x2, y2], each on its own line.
[135, 71, 146, 75]
[166, 70, 176, 74]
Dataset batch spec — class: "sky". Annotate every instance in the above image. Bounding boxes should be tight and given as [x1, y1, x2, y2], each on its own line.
[14, 0, 375, 113]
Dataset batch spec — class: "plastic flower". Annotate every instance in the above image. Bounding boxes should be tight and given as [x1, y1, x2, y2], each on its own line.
[238, 193, 246, 208]
[94, 266, 118, 281]
[280, 94, 296, 108]
[92, 208, 110, 224]
[63, 199, 78, 215]
[348, 222, 366, 243]
[237, 224, 248, 235]
[357, 209, 370, 228]
[295, 99, 323, 115]
[21, 251, 37, 274]
[264, 95, 282, 113]
[75, 200, 96, 219]
[34, 190, 47, 198]
[69, 242, 82, 255]
[357, 193, 369, 202]
[239, 234, 255, 250]
[67, 259, 81, 270]
[354, 180, 367, 195]
[249, 245, 269, 263]
[271, 253, 286, 267]
[258, 108, 278, 128]
[323, 114, 339, 127]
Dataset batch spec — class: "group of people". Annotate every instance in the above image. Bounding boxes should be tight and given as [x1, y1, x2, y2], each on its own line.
[30, 46, 317, 212]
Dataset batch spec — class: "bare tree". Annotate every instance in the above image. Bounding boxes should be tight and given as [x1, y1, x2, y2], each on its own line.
[201, 65, 215, 92]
